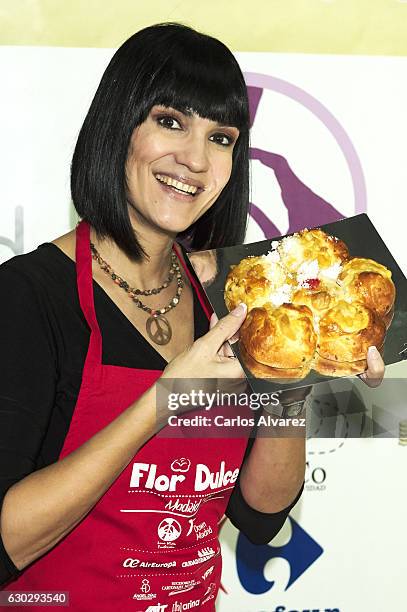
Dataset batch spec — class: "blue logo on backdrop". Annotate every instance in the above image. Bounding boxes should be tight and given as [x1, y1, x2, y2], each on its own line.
[236, 517, 323, 594]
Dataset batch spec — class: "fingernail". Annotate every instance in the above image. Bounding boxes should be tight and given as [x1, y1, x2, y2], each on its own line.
[228, 333, 240, 344]
[368, 346, 379, 357]
[231, 302, 247, 317]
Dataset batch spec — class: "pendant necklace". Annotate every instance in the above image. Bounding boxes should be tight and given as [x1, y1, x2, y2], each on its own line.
[90, 242, 184, 346]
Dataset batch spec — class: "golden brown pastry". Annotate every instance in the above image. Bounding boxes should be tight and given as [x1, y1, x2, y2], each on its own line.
[239, 342, 312, 380]
[239, 303, 317, 378]
[338, 257, 395, 326]
[274, 228, 349, 274]
[224, 255, 289, 311]
[314, 300, 386, 376]
[291, 283, 338, 319]
[223, 227, 395, 380]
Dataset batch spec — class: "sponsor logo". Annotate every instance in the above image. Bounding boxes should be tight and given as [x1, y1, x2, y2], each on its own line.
[144, 604, 168, 612]
[170, 458, 191, 472]
[186, 519, 213, 540]
[165, 498, 201, 515]
[201, 565, 214, 581]
[132, 578, 157, 601]
[181, 547, 216, 568]
[245, 75, 364, 242]
[141, 580, 151, 594]
[237, 517, 323, 594]
[171, 598, 200, 611]
[162, 578, 200, 596]
[123, 558, 176, 569]
[129, 460, 239, 492]
[305, 460, 327, 492]
[194, 462, 239, 491]
[130, 463, 186, 492]
[237, 516, 340, 611]
[201, 582, 217, 605]
[157, 518, 182, 546]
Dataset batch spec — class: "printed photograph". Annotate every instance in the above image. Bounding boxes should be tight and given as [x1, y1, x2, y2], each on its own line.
[188, 214, 407, 392]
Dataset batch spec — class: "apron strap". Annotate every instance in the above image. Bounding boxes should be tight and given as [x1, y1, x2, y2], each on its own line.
[75, 219, 103, 368]
[173, 243, 213, 321]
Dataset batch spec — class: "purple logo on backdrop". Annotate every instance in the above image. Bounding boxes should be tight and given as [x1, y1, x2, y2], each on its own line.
[245, 73, 367, 238]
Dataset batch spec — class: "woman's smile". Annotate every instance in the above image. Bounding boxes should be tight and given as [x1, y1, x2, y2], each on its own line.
[154, 172, 204, 197]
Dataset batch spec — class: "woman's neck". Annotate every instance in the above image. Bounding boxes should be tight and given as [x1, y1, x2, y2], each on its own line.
[90, 227, 176, 292]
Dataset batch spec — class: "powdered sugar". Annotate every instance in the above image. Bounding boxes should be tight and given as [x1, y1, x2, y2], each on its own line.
[297, 259, 319, 285]
[319, 262, 342, 281]
[268, 283, 293, 307]
[263, 250, 281, 264]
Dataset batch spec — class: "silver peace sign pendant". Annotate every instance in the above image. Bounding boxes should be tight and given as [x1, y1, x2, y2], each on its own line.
[146, 315, 172, 345]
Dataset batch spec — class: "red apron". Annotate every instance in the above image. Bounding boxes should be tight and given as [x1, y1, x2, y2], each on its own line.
[7, 221, 249, 611]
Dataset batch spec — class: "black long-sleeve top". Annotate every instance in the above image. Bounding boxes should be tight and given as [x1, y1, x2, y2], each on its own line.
[0, 242, 302, 586]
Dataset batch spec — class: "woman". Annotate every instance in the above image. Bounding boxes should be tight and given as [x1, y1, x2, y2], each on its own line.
[0, 23, 384, 610]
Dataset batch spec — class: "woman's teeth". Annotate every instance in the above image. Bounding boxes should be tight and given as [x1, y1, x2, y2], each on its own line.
[155, 174, 198, 195]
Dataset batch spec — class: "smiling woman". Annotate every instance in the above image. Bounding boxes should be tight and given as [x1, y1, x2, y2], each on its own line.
[0, 22, 313, 612]
[71, 22, 250, 258]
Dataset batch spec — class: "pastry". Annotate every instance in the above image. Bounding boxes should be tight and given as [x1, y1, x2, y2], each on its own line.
[224, 255, 289, 311]
[239, 342, 312, 381]
[224, 227, 395, 379]
[239, 303, 317, 378]
[291, 284, 337, 318]
[273, 228, 349, 274]
[338, 257, 396, 327]
[314, 300, 386, 376]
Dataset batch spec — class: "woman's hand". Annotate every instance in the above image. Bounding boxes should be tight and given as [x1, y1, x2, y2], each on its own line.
[161, 304, 247, 380]
[208, 312, 239, 357]
[358, 345, 385, 387]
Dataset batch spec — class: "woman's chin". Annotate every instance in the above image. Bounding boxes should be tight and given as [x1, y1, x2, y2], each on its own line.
[128, 208, 195, 238]
[153, 214, 197, 236]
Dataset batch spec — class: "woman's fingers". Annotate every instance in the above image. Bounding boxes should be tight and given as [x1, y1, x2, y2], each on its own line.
[227, 331, 240, 345]
[209, 312, 240, 343]
[203, 303, 247, 355]
[209, 312, 240, 357]
[358, 346, 385, 387]
[162, 305, 247, 381]
[209, 312, 218, 330]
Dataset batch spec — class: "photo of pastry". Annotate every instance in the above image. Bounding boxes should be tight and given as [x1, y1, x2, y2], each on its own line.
[188, 214, 407, 391]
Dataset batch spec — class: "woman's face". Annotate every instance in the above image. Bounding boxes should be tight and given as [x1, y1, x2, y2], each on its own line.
[125, 105, 240, 236]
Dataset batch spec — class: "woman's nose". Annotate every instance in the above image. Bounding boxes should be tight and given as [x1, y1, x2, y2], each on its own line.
[174, 133, 209, 173]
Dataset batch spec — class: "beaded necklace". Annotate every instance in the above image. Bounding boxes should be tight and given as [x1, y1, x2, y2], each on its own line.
[90, 242, 184, 346]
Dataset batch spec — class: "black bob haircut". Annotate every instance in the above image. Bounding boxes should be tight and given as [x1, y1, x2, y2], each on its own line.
[71, 22, 250, 260]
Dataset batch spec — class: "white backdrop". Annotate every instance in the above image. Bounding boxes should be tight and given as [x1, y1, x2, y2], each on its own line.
[1, 46, 407, 612]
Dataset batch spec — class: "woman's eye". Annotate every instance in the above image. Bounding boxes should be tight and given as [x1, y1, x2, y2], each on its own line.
[157, 116, 182, 130]
[210, 133, 234, 147]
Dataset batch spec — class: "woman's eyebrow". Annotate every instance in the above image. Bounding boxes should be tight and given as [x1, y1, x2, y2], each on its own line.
[154, 105, 193, 116]
[155, 105, 239, 130]
[218, 123, 239, 129]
